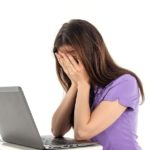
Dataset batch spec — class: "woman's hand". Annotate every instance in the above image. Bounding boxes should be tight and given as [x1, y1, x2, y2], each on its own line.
[55, 52, 77, 86]
[55, 51, 90, 86]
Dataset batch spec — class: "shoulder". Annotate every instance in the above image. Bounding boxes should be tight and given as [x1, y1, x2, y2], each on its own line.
[105, 73, 137, 89]
[115, 73, 136, 81]
[94, 73, 139, 98]
[104, 74, 139, 97]
[93, 74, 137, 92]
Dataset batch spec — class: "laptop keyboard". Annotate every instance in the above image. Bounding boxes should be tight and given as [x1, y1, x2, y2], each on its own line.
[42, 136, 98, 149]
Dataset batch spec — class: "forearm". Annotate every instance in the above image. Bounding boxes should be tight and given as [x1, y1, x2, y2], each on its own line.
[74, 82, 91, 139]
[51, 84, 77, 136]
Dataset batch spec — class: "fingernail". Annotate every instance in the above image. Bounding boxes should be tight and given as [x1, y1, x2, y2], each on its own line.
[55, 53, 59, 57]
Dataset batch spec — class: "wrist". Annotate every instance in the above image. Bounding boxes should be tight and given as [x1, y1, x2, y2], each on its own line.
[71, 82, 78, 89]
[77, 81, 90, 89]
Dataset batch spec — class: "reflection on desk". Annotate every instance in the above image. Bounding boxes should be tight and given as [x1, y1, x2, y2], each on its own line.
[0, 141, 103, 150]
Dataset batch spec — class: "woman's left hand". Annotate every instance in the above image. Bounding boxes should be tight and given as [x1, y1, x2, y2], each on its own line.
[56, 51, 90, 86]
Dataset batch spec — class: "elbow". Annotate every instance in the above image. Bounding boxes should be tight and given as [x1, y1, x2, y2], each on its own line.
[74, 128, 88, 141]
[51, 128, 57, 137]
[51, 128, 63, 138]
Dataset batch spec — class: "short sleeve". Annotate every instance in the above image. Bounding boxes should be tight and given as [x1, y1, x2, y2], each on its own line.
[102, 74, 140, 110]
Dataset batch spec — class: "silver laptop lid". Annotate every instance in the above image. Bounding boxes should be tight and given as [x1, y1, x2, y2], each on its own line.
[0, 86, 44, 149]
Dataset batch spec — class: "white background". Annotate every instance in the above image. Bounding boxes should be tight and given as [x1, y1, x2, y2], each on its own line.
[0, 0, 149, 149]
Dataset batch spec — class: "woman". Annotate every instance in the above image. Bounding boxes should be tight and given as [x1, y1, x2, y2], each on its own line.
[51, 19, 144, 150]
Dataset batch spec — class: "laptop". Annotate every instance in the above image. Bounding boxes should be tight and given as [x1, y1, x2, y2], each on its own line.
[0, 86, 102, 150]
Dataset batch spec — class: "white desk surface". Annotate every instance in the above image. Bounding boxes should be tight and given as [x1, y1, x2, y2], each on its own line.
[0, 141, 37, 150]
[0, 141, 103, 150]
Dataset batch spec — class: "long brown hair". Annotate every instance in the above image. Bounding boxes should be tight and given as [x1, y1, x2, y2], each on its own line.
[52, 19, 145, 106]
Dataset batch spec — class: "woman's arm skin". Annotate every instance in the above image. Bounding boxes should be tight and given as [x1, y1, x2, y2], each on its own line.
[74, 82, 127, 140]
[54, 51, 127, 140]
[74, 82, 91, 139]
[52, 51, 78, 137]
[51, 83, 77, 137]
[54, 50, 127, 140]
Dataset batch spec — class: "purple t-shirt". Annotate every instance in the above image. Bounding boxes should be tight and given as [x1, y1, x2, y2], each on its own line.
[89, 74, 142, 150]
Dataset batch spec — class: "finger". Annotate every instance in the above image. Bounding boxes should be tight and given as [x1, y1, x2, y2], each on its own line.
[58, 51, 71, 65]
[55, 53, 76, 80]
[55, 53, 68, 73]
[62, 57, 76, 73]
[77, 58, 84, 67]
[57, 53, 73, 74]
[66, 54, 80, 70]
[55, 53, 63, 66]
[55, 52, 62, 61]
[58, 51, 76, 72]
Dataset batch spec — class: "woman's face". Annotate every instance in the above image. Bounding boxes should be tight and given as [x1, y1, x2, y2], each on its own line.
[58, 45, 79, 61]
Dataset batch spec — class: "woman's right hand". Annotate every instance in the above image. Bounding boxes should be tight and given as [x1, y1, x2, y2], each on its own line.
[55, 52, 77, 86]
